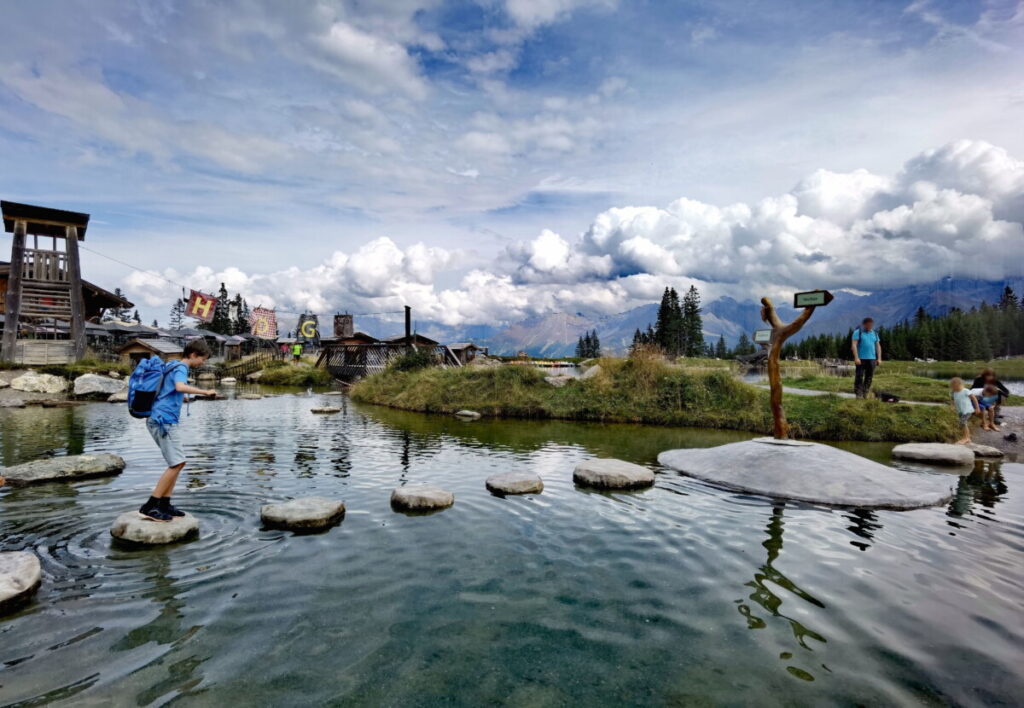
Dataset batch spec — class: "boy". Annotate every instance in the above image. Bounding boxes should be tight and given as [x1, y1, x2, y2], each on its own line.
[851, 317, 882, 398]
[949, 377, 980, 445]
[139, 339, 217, 522]
[977, 383, 1002, 432]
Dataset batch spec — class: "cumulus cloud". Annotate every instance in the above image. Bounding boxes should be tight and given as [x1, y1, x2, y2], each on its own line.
[124, 140, 1024, 326]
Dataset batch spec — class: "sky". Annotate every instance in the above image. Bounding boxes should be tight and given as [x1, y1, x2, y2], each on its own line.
[1, 0, 1023, 328]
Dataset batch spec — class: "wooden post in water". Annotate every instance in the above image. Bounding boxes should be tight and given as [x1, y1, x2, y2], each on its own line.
[760, 297, 816, 439]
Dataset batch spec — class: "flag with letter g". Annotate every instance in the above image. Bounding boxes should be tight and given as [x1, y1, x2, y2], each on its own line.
[186, 289, 218, 323]
[249, 307, 278, 339]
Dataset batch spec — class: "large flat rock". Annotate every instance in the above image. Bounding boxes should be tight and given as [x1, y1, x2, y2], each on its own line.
[659, 440, 954, 509]
[486, 472, 544, 496]
[11, 372, 67, 394]
[261, 497, 345, 531]
[110, 511, 199, 544]
[391, 485, 454, 512]
[891, 443, 976, 467]
[0, 552, 41, 614]
[73, 374, 126, 397]
[574, 458, 655, 490]
[2, 453, 126, 485]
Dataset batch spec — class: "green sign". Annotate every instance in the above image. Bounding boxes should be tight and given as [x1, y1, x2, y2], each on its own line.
[753, 329, 772, 344]
[793, 290, 834, 308]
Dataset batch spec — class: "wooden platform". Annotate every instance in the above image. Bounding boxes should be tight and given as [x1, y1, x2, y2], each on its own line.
[10, 340, 73, 364]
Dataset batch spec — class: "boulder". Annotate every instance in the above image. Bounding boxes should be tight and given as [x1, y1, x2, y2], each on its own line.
[2, 453, 126, 485]
[73, 373, 126, 398]
[891, 443, 976, 467]
[108, 390, 128, 403]
[486, 472, 544, 496]
[110, 511, 199, 545]
[11, 372, 67, 394]
[311, 406, 341, 414]
[574, 458, 655, 490]
[0, 552, 41, 613]
[966, 442, 1004, 458]
[196, 372, 217, 381]
[659, 440, 955, 509]
[454, 410, 481, 420]
[391, 485, 454, 512]
[221, 377, 237, 384]
[580, 364, 602, 380]
[544, 375, 574, 388]
[261, 497, 345, 531]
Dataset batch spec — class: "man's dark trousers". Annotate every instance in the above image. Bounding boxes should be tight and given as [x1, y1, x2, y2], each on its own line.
[854, 359, 877, 398]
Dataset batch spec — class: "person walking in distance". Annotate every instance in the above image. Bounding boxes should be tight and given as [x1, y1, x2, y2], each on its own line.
[852, 317, 882, 398]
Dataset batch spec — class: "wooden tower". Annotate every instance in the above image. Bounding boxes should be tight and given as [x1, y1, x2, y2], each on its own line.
[1, 201, 90, 362]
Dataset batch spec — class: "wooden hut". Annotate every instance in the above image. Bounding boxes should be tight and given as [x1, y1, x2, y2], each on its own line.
[118, 338, 183, 368]
[447, 342, 487, 365]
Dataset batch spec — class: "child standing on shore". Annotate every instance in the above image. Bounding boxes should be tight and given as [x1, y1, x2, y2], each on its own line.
[139, 339, 217, 522]
[949, 377, 980, 445]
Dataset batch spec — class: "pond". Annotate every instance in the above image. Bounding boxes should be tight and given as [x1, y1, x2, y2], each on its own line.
[1, 388, 1022, 705]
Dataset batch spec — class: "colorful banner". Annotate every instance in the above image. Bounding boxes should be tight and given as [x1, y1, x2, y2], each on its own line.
[249, 307, 278, 339]
[297, 314, 320, 345]
[185, 289, 218, 323]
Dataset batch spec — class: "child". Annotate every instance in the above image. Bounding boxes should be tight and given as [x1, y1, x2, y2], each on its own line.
[139, 339, 217, 522]
[978, 383, 1002, 432]
[949, 377, 980, 445]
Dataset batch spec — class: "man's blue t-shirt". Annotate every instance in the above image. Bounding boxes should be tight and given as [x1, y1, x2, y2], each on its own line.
[151, 361, 189, 425]
[853, 328, 880, 360]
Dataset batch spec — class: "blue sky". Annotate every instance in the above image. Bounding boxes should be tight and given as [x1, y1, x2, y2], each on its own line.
[1, 0, 1022, 326]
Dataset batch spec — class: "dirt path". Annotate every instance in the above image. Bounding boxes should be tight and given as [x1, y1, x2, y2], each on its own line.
[972, 405, 1024, 459]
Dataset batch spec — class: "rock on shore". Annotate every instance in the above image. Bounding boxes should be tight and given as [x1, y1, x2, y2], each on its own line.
[574, 458, 655, 490]
[261, 497, 345, 531]
[2, 453, 126, 485]
[11, 372, 67, 394]
[73, 373, 126, 398]
[486, 472, 543, 495]
[0, 552, 41, 613]
[891, 443, 976, 466]
[391, 485, 454, 512]
[110, 511, 199, 544]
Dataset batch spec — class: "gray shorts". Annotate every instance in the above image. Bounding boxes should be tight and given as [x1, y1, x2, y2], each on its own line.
[958, 412, 973, 425]
[147, 419, 187, 467]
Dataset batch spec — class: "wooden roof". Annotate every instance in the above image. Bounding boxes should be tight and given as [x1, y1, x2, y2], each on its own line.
[118, 338, 183, 355]
[0, 261, 132, 308]
[2, 201, 90, 239]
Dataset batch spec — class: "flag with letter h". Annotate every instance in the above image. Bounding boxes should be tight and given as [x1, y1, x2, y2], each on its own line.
[186, 290, 218, 323]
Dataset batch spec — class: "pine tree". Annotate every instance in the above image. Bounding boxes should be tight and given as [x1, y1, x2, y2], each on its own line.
[575, 336, 585, 358]
[1000, 285, 1019, 311]
[151, 319, 159, 328]
[132, 309, 141, 323]
[169, 299, 186, 330]
[681, 285, 704, 357]
[654, 288, 675, 354]
[714, 335, 727, 358]
[735, 332, 753, 356]
[590, 330, 601, 357]
[206, 283, 232, 334]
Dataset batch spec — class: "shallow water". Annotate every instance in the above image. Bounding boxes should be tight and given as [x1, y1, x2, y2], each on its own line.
[1, 389, 1022, 706]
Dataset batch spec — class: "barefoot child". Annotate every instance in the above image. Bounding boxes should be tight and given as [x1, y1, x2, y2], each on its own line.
[949, 377, 980, 445]
[139, 339, 217, 521]
[978, 383, 1002, 431]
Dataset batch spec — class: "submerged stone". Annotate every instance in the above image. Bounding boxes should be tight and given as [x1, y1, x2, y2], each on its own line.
[455, 410, 481, 420]
[391, 485, 454, 512]
[110, 511, 199, 545]
[311, 406, 341, 414]
[0, 551, 41, 613]
[2, 453, 126, 485]
[261, 497, 345, 530]
[965, 442, 1003, 458]
[486, 472, 543, 495]
[891, 443, 975, 467]
[574, 458, 655, 490]
[659, 440, 954, 509]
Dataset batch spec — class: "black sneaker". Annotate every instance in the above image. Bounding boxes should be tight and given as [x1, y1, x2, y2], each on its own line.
[139, 505, 172, 522]
[159, 499, 186, 517]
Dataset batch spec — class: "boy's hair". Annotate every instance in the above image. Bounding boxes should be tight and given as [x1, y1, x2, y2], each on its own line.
[950, 377, 963, 386]
[183, 338, 212, 359]
[862, 317, 874, 325]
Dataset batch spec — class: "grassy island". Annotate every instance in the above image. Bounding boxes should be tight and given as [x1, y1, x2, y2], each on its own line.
[351, 356, 960, 443]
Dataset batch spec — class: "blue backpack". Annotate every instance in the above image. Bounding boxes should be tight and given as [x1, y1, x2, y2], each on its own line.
[127, 357, 184, 419]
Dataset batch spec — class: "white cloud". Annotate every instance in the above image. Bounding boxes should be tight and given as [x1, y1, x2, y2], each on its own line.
[313, 21, 428, 99]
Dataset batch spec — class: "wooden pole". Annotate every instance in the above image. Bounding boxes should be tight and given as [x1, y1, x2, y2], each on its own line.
[64, 225, 87, 360]
[760, 297, 816, 439]
[404, 305, 412, 352]
[1, 219, 27, 362]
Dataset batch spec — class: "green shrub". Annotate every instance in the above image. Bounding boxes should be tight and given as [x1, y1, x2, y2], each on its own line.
[389, 349, 438, 373]
[258, 363, 332, 387]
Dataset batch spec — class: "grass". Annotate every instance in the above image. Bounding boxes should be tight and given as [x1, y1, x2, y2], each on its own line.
[257, 359, 333, 386]
[882, 359, 1024, 379]
[0, 358, 130, 379]
[781, 373, 953, 403]
[351, 354, 960, 442]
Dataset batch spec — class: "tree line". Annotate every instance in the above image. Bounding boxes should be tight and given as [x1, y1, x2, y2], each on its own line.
[575, 330, 601, 358]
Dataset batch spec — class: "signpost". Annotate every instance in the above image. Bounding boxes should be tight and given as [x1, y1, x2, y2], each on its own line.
[761, 290, 834, 439]
[753, 329, 772, 344]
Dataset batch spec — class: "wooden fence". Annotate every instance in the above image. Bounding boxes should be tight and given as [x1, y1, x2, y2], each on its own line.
[317, 343, 461, 381]
[219, 347, 284, 379]
[10, 340, 73, 365]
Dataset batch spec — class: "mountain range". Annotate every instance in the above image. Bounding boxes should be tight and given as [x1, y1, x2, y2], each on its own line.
[350, 278, 1024, 358]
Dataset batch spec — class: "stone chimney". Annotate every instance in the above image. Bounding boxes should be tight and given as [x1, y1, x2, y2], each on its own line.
[334, 313, 354, 338]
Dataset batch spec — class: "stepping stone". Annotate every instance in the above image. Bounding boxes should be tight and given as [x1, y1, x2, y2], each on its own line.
[73, 374, 126, 398]
[261, 497, 345, 531]
[239, 393, 264, 400]
[0, 552, 41, 614]
[454, 410, 481, 420]
[2, 453, 126, 486]
[891, 443, 975, 467]
[486, 472, 543, 495]
[391, 485, 454, 512]
[110, 511, 199, 545]
[221, 377, 237, 384]
[659, 440, 955, 509]
[323, 391, 344, 396]
[311, 406, 341, 414]
[108, 390, 128, 403]
[966, 442, 1003, 458]
[574, 458, 655, 490]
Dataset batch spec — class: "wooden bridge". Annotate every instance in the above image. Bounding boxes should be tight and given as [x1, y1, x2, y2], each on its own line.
[316, 342, 461, 381]
[219, 348, 284, 379]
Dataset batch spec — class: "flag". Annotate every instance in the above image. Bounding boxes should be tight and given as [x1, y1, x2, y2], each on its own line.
[249, 307, 278, 339]
[185, 289, 218, 323]
[297, 314, 320, 345]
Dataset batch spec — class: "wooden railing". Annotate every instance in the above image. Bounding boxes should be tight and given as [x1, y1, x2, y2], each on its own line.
[22, 248, 68, 282]
[220, 348, 284, 379]
[317, 343, 461, 381]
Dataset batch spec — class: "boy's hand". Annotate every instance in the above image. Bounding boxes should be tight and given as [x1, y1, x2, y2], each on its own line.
[205, 389, 217, 398]
[854, 357, 861, 365]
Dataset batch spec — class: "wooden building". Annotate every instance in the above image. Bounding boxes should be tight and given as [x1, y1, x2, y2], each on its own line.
[447, 342, 488, 365]
[118, 338, 183, 367]
[386, 333, 439, 347]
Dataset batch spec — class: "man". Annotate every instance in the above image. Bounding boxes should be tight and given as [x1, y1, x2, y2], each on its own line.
[852, 317, 882, 398]
[292, 341, 303, 362]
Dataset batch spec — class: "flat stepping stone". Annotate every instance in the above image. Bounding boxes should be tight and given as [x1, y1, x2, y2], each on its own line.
[239, 393, 264, 400]
[261, 497, 345, 531]
[891, 443, 975, 467]
[454, 410, 481, 420]
[221, 377, 237, 384]
[659, 440, 954, 509]
[391, 485, 454, 512]
[2, 453, 126, 486]
[574, 458, 655, 490]
[0, 552, 41, 614]
[486, 472, 543, 495]
[311, 406, 341, 414]
[323, 391, 344, 396]
[966, 442, 1003, 458]
[110, 511, 199, 545]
